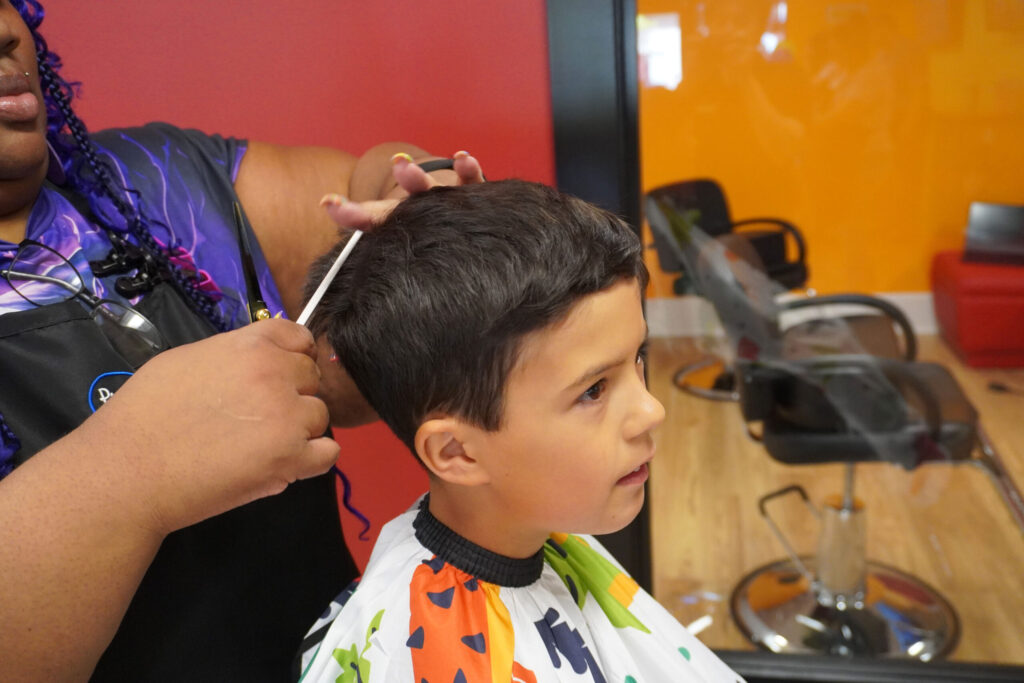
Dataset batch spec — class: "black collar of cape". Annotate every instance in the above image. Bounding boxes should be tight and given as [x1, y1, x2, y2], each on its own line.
[412, 495, 545, 587]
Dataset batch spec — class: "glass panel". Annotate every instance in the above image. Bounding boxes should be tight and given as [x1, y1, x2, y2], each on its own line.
[638, 0, 1024, 670]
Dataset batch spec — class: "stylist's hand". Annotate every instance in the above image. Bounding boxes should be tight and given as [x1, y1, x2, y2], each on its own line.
[322, 150, 485, 228]
[78, 318, 338, 535]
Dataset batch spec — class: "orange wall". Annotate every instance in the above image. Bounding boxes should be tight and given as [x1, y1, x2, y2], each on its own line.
[41, 1, 555, 568]
[638, 0, 1024, 297]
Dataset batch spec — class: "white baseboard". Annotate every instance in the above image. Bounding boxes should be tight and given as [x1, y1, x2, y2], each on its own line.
[646, 292, 937, 338]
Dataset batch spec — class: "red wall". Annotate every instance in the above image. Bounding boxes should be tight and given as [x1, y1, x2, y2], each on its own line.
[41, 1, 556, 568]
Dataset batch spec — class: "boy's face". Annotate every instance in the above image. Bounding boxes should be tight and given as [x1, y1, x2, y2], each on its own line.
[475, 278, 665, 542]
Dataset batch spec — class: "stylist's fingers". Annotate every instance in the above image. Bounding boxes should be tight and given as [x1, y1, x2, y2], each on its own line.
[251, 319, 325, 400]
[299, 436, 342, 480]
[252, 320, 324, 393]
[287, 347, 322, 396]
[320, 193, 390, 230]
[390, 152, 434, 194]
[321, 151, 487, 231]
[248, 320, 324, 392]
[253, 317, 318, 359]
[391, 151, 485, 193]
[453, 150, 485, 184]
[282, 392, 337, 482]
[294, 396, 339, 480]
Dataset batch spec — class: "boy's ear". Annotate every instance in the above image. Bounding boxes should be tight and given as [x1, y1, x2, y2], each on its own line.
[415, 417, 490, 486]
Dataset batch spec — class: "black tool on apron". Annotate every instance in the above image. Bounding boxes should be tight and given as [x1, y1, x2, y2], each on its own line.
[233, 200, 271, 323]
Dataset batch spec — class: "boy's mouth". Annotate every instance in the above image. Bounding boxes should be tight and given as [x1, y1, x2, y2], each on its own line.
[616, 462, 649, 486]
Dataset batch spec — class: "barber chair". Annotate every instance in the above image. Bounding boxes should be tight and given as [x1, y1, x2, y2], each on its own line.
[648, 179, 809, 291]
[730, 355, 1024, 660]
[646, 194, 1024, 660]
[645, 189, 916, 401]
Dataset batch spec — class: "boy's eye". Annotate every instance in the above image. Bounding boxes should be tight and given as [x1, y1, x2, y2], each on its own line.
[579, 378, 607, 403]
[636, 341, 649, 366]
[635, 342, 649, 373]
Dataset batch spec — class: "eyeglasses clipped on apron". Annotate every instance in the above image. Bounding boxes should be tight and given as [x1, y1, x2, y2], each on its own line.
[1, 238, 167, 367]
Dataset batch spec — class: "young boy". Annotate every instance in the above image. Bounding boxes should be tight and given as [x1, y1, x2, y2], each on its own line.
[298, 180, 742, 682]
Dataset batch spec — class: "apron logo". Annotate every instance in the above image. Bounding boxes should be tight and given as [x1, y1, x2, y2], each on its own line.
[88, 372, 134, 413]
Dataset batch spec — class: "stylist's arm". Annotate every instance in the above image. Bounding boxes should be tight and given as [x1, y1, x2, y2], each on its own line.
[0, 319, 337, 683]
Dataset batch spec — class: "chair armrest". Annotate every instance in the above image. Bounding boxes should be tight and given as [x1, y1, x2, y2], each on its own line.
[732, 217, 807, 263]
[780, 294, 918, 361]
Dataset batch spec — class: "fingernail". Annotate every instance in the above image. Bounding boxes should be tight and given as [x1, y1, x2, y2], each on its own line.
[319, 193, 348, 207]
[454, 150, 470, 159]
[390, 152, 414, 165]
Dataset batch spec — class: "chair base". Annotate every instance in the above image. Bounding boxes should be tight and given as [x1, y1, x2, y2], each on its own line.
[731, 557, 959, 661]
[672, 354, 740, 402]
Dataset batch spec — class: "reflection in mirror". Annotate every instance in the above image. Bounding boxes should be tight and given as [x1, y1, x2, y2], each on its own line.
[638, 0, 1024, 671]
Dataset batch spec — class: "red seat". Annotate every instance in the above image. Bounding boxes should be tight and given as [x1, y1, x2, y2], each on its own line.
[931, 250, 1024, 367]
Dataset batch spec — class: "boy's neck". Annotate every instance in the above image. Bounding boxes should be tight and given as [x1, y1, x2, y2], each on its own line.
[427, 482, 549, 560]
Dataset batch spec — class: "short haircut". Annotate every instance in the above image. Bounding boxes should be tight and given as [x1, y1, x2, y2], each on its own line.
[306, 179, 648, 452]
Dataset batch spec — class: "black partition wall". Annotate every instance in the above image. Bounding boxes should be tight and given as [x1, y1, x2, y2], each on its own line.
[546, 0, 648, 591]
[547, 0, 641, 230]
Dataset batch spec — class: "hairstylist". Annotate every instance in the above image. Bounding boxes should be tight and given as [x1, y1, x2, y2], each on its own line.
[0, 1, 483, 681]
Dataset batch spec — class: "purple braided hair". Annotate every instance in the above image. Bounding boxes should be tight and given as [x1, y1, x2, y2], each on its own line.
[12, 0, 228, 332]
[0, 418, 19, 478]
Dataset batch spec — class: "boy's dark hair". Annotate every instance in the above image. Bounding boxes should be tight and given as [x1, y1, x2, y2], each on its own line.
[306, 179, 648, 452]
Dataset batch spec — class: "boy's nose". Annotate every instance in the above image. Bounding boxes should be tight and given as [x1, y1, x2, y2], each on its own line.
[625, 384, 666, 440]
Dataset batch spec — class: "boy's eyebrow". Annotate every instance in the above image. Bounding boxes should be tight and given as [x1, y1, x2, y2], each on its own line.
[565, 325, 649, 391]
[568, 358, 625, 391]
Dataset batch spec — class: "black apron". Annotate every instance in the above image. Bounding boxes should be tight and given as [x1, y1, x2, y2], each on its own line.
[0, 281, 357, 682]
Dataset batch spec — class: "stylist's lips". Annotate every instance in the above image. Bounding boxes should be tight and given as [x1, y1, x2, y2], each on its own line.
[0, 73, 39, 123]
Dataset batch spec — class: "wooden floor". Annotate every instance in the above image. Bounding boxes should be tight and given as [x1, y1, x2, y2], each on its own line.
[647, 335, 1024, 666]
